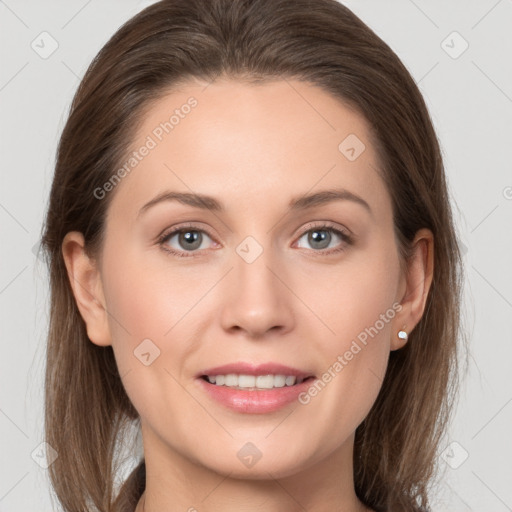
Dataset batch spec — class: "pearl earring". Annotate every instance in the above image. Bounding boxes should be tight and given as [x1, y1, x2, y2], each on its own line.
[397, 329, 408, 341]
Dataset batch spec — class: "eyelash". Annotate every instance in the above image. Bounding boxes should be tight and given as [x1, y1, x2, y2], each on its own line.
[156, 222, 353, 259]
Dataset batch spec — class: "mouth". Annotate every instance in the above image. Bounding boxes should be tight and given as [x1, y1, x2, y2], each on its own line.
[199, 373, 316, 390]
[195, 362, 316, 413]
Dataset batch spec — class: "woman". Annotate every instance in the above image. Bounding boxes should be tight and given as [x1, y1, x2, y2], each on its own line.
[41, 0, 465, 510]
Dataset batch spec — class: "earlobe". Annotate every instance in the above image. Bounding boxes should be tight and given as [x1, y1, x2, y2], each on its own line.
[61, 231, 112, 347]
[391, 228, 434, 351]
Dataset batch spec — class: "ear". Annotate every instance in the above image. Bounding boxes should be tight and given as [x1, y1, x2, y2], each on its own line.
[391, 228, 434, 351]
[61, 231, 112, 347]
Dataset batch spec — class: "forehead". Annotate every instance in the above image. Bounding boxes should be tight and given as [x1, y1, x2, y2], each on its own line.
[107, 78, 391, 224]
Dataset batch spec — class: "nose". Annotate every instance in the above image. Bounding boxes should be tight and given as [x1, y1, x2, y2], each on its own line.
[218, 246, 295, 339]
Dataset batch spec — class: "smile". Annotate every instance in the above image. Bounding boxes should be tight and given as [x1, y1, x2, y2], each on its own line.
[201, 374, 312, 390]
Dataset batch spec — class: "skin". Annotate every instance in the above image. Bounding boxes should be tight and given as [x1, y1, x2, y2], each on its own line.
[62, 78, 433, 512]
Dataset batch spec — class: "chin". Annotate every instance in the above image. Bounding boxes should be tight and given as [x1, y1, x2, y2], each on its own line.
[191, 441, 318, 480]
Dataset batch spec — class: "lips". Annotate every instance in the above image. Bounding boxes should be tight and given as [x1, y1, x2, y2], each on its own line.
[197, 362, 315, 381]
[195, 362, 317, 413]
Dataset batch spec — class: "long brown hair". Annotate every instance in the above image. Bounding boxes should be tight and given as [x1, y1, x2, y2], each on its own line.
[40, 0, 466, 510]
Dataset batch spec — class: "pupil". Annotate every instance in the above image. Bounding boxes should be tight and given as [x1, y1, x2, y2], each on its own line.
[180, 231, 201, 250]
[310, 230, 330, 249]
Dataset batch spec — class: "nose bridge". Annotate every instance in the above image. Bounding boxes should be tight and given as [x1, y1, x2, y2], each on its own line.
[218, 234, 294, 336]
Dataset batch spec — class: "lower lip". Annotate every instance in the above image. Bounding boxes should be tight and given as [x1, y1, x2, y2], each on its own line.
[197, 377, 316, 414]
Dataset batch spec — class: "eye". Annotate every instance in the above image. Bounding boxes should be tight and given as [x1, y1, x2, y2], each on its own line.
[157, 224, 217, 258]
[295, 223, 352, 254]
[157, 222, 353, 259]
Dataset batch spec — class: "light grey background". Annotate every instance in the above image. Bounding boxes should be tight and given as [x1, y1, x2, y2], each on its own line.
[1, 0, 511, 510]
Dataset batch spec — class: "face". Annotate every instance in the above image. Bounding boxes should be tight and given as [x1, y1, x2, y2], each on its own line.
[72, 78, 413, 480]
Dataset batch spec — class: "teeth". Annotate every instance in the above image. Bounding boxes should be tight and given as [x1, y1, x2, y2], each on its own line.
[225, 374, 237, 386]
[205, 374, 306, 389]
[273, 375, 286, 388]
[238, 375, 256, 387]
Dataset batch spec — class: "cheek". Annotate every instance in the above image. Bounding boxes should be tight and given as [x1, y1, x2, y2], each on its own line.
[102, 241, 198, 339]
[299, 245, 399, 410]
[303, 248, 400, 350]
[100, 248, 218, 388]
[297, 280, 393, 453]
[100, 261, 198, 421]
[99, 245, 172, 375]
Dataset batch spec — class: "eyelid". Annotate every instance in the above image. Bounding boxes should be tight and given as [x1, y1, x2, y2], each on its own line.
[296, 220, 352, 238]
[157, 221, 214, 238]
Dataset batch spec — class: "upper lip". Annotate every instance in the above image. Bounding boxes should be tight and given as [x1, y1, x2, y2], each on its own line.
[198, 362, 315, 380]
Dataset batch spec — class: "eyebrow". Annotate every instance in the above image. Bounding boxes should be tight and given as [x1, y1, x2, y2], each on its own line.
[137, 187, 372, 218]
